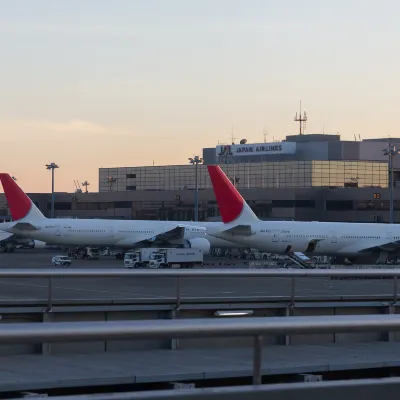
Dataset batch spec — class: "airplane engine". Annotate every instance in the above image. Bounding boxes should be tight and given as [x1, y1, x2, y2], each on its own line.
[183, 238, 211, 255]
[31, 240, 46, 249]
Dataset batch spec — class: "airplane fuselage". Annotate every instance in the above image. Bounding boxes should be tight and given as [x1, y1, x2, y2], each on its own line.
[209, 220, 400, 257]
[0, 219, 240, 249]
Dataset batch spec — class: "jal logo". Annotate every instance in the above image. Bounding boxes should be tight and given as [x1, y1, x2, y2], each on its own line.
[218, 145, 232, 156]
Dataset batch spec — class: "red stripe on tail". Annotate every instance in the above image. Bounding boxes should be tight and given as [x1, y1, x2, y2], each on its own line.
[207, 165, 244, 223]
[0, 174, 31, 221]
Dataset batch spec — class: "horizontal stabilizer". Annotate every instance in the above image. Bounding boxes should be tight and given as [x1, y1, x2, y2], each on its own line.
[222, 224, 253, 236]
[11, 222, 39, 231]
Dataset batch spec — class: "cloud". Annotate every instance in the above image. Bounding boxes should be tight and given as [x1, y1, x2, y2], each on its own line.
[0, 119, 131, 140]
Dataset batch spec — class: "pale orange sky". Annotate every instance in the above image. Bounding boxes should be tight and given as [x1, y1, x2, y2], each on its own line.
[1, 0, 400, 193]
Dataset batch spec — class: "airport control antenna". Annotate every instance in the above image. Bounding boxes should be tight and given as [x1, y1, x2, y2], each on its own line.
[294, 101, 307, 135]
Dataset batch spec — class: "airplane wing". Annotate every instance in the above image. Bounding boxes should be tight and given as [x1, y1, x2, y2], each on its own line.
[141, 226, 186, 244]
[11, 222, 39, 231]
[220, 224, 253, 236]
[358, 240, 400, 253]
[115, 226, 188, 247]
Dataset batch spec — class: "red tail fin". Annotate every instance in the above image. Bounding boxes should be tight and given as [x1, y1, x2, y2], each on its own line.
[207, 165, 259, 224]
[0, 174, 44, 221]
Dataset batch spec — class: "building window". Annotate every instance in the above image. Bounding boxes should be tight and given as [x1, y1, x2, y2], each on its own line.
[126, 185, 136, 191]
[127, 174, 136, 179]
[114, 201, 132, 208]
[326, 200, 353, 211]
[294, 200, 315, 208]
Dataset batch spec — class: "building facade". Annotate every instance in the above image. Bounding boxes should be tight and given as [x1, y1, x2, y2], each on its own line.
[0, 185, 396, 224]
[0, 133, 398, 224]
[99, 160, 388, 192]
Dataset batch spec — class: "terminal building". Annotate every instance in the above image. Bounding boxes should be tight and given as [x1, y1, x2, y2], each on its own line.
[1, 133, 400, 223]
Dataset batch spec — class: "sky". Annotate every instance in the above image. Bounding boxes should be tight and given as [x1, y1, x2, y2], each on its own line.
[0, 0, 400, 192]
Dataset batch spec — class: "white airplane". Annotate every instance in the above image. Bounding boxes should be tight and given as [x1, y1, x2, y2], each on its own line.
[206, 165, 400, 262]
[0, 173, 237, 254]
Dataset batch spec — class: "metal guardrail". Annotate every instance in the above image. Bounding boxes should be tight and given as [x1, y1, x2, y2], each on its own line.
[1, 268, 399, 309]
[2, 314, 400, 385]
[21, 377, 400, 400]
[0, 268, 399, 277]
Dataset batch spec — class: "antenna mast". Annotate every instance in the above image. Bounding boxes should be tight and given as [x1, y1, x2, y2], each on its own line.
[294, 101, 307, 135]
[229, 125, 236, 144]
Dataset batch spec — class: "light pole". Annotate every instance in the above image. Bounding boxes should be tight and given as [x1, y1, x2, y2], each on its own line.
[189, 156, 203, 221]
[46, 162, 59, 218]
[383, 145, 400, 224]
[82, 181, 90, 193]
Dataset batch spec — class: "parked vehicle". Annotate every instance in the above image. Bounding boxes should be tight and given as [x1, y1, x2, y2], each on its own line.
[68, 247, 99, 260]
[52, 255, 72, 266]
[124, 248, 166, 268]
[148, 248, 203, 269]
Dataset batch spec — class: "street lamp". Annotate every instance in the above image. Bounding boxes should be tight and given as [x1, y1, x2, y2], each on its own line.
[81, 181, 90, 193]
[45, 162, 59, 218]
[383, 145, 400, 224]
[189, 156, 203, 221]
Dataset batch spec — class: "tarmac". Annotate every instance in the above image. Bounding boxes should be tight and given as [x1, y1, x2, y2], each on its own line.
[0, 250, 396, 302]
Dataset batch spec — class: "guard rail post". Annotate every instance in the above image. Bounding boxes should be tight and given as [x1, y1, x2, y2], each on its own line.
[171, 276, 181, 350]
[47, 277, 52, 310]
[253, 335, 263, 385]
[284, 277, 296, 346]
[385, 275, 399, 342]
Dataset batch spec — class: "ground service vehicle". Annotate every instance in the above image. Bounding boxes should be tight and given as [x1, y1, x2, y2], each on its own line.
[68, 247, 100, 260]
[148, 248, 203, 268]
[124, 248, 166, 268]
[52, 255, 72, 266]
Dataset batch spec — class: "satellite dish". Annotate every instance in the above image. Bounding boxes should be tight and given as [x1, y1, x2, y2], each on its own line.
[240, 139, 247, 144]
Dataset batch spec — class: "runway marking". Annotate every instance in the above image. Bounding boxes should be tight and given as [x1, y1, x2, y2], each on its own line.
[0, 280, 170, 299]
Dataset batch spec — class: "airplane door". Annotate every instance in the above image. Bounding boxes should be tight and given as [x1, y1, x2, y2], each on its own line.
[330, 231, 337, 243]
[272, 230, 279, 242]
[108, 226, 115, 238]
[386, 232, 393, 243]
[55, 226, 62, 237]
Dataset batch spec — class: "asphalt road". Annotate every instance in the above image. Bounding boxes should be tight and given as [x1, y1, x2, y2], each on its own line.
[0, 249, 396, 302]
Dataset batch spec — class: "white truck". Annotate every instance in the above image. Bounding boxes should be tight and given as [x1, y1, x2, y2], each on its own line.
[148, 248, 203, 269]
[124, 248, 165, 268]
